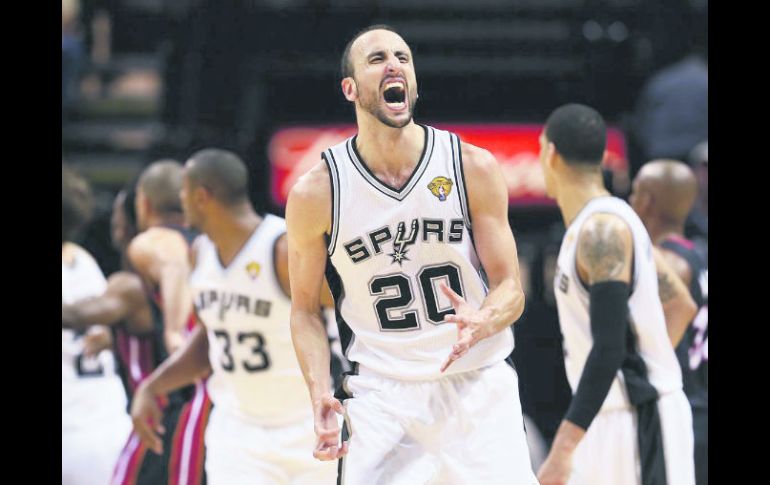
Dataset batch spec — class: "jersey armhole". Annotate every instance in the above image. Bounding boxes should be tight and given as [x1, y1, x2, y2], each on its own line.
[450, 132, 472, 230]
[322, 150, 341, 256]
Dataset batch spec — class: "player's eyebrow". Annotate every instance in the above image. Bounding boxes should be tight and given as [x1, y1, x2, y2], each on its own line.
[366, 50, 387, 61]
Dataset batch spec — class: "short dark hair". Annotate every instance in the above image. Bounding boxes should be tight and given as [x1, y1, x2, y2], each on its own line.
[341, 24, 401, 79]
[186, 148, 249, 206]
[62, 164, 94, 243]
[137, 160, 184, 214]
[545, 103, 607, 166]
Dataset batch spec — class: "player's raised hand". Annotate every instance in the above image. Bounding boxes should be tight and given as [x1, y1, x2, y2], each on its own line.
[440, 283, 492, 373]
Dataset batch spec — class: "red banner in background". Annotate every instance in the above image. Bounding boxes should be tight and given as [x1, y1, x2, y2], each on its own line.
[268, 123, 627, 207]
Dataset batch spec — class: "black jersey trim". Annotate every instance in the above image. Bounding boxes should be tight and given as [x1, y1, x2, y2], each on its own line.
[322, 150, 341, 256]
[451, 132, 472, 229]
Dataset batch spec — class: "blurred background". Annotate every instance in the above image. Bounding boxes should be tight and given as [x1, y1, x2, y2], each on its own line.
[62, 0, 708, 451]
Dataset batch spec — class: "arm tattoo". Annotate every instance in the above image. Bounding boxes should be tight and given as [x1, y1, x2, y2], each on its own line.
[579, 218, 628, 282]
[657, 272, 676, 303]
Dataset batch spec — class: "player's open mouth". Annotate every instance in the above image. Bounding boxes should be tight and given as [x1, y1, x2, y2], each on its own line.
[382, 81, 407, 111]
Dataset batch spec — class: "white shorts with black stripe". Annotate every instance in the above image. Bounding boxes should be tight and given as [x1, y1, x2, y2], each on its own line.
[204, 407, 337, 485]
[569, 390, 695, 485]
[338, 360, 538, 485]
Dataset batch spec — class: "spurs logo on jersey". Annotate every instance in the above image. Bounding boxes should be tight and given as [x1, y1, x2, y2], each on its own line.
[343, 217, 466, 266]
[323, 125, 514, 380]
[195, 289, 272, 320]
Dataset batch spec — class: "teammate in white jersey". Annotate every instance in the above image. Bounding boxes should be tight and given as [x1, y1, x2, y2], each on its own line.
[534, 104, 697, 485]
[131, 149, 337, 484]
[286, 25, 536, 484]
[62, 164, 131, 485]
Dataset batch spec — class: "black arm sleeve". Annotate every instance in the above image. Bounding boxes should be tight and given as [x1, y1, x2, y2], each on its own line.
[564, 280, 630, 430]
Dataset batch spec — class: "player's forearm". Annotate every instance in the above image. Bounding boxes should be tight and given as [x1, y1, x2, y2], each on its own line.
[62, 304, 91, 331]
[62, 301, 120, 330]
[144, 325, 211, 396]
[565, 342, 624, 430]
[160, 265, 193, 350]
[290, 309, 333, 401]
[479, 277, 525, 336]
[551, 419, 586, 455]
[564, 281, 628, 430]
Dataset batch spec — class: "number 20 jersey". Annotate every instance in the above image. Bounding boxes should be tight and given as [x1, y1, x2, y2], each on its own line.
[189, 215, 308, 425]
[324, 125, 514, 380]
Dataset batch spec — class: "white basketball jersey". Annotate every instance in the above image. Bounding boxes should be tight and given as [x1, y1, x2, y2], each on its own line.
[62, 244, 128, 429]
[554, 196, 682, 412]
[190, 215, 309, 425]
[325, 125, 514, 380]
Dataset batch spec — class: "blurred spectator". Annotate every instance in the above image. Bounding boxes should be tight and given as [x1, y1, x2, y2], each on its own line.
[632, 52, 707, 166]
[62, 0, 84, 123]
[685, 141, 708, 261]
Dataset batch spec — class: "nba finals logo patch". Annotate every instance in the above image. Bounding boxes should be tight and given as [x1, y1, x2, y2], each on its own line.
[246, 262, 261, 280]
[428, 176, 453, 201]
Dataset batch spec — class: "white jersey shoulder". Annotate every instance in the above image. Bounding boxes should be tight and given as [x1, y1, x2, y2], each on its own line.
[554, 196, 682, 412]
[62, 244, 128, 429]
[190, 215, 310, 425]
[323, 125, 514, 380]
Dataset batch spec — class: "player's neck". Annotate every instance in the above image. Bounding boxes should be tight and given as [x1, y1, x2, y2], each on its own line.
[149, 212, 184, 228]
[206, 206, 262, 266]
[649, 220, 685, 245]
[558, 174, 610, 227]
[355, 117, 424, 174]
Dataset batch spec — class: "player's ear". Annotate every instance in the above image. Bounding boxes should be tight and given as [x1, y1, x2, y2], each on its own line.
[546, 142, 559, 170]
[637, 191, 653, 216]
[193, 186, 209, 207]
[342, 77, 358, 102]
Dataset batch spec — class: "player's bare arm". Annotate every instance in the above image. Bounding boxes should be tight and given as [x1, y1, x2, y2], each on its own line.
[539, 213, 632, 485]
[286, 161, 348, 462]
[128, 228, 194, 353]
[440, 142, 525, 372]
[131, 323, 211, 454]
[274, 232, 336, 308]
[652, 246, 697, 347]
[62, 271, 153, 335]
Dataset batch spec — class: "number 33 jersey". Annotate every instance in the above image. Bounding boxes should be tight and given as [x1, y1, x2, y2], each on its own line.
[324, 125, 514, 380]
[190, 215, 307, 425]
